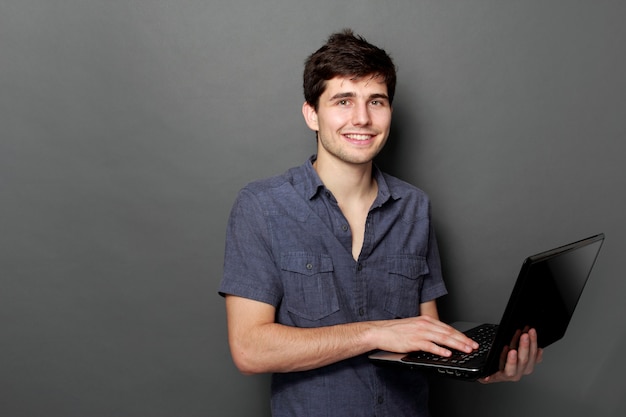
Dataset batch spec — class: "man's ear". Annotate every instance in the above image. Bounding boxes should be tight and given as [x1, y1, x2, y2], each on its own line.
[302, 101, 319, 132]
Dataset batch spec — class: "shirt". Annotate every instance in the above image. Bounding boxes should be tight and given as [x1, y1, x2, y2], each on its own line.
[219, 157, 448, 417]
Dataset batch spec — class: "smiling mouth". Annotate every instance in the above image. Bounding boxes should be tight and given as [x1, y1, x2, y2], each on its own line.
[343, 133, 375, 141]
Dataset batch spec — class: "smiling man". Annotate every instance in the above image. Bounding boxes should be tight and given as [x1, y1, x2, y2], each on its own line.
[219, 29, 541, 416]
[304, 76, 391, 165]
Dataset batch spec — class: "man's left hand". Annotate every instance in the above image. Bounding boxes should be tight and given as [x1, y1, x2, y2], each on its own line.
[478, 328, 543, 383]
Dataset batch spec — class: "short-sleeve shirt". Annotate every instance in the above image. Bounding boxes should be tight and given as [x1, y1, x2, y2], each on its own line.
[219, 157, 448, 417]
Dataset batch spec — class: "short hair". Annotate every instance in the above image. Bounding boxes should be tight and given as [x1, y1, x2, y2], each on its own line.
[303, 29, 397, 110]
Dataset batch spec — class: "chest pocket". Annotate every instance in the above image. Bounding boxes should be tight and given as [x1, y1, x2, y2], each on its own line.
[384, 255, 429, 318]
[280, 252, 339, 323]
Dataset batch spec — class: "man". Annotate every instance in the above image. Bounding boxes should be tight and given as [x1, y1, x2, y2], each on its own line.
[219, 29, 542, 416]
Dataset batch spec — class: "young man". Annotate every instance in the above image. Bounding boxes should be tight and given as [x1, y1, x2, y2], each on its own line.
[219, 30, 542, 416]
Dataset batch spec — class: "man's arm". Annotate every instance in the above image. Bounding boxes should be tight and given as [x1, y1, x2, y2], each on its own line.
[419, 299, 440, 320]
[225, 295, 477, 374]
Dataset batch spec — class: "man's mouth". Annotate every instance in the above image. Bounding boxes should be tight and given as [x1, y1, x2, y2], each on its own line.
[344, 133, 375, 141]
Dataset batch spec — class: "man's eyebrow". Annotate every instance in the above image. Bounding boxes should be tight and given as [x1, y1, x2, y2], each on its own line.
[328, 92, 389, 100]
[369, 93, 390, 100]
[329, 92, 356, 100]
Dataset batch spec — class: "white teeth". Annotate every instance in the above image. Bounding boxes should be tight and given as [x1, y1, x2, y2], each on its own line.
[345, 134, 372, 140]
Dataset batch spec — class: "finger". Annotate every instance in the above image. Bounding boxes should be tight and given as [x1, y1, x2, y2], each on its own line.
[516, 332, 531, 369]
[417, 327, 478, 356]
[478, 376, 491, 384]
[434, 328, 479, 354]
[502, 349, 522, 381]
[413, 318, 477, 346]
[523, 329, 539, 375]
[536, 348, 544, 364]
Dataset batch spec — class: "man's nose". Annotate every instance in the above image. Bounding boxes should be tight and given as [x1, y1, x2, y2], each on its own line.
[351, 102, 372, 126]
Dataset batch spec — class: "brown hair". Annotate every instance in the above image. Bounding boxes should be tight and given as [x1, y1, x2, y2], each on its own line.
[303, 29, 397, 110]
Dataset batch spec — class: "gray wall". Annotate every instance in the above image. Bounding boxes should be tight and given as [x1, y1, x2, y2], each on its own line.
[2, 1, 624, 416]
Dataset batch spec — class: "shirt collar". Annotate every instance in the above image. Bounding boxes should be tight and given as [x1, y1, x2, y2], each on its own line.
[302, 155, 325, 200]
[302, 155, 397, 206]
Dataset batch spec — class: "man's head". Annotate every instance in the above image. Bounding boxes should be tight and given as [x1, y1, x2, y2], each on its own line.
[303, 29, 397, 111]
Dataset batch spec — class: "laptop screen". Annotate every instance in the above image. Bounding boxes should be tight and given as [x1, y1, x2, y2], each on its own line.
[497, 234, 604, 348]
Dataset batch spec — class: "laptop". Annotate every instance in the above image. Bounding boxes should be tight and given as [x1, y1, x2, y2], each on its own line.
[369, 233, 605, 381]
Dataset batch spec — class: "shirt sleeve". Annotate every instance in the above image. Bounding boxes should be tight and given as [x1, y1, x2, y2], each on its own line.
[218, 188, 283, 307]
[419, 211, 448, 304]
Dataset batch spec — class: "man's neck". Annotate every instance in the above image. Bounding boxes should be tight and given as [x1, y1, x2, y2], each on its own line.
[313, 156, 377, 204]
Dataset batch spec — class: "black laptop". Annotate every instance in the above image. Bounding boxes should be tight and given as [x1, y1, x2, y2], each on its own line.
[369, 233, 605, 381]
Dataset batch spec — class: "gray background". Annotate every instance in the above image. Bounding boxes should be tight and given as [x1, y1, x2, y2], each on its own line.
[2, 1, 625, 416]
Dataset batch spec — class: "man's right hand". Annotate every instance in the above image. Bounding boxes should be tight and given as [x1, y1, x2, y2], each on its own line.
[371, 314, 479, 357]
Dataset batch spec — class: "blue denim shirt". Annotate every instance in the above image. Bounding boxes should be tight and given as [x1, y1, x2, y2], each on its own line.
[220, 157, 447, 417]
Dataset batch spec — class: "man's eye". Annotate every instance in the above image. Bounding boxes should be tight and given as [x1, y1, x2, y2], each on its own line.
[338, 100, 349, 105]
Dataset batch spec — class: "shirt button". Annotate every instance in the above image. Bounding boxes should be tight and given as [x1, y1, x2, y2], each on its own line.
[306, 263, 313, 270]
[377, 395, 384, 404]
[359, 307, 365, 317]
[357, 263, 363, 271]
[341, 224, 349, 232]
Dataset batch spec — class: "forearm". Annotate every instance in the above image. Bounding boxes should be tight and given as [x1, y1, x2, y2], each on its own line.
[225, 296, 476, 375]
[230, 320, 379, 374]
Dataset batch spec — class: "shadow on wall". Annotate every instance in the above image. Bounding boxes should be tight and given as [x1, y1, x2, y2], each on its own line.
[429, 327, 626, 417]
[428, 375, 598, 417]
[374, 102, 417, 181]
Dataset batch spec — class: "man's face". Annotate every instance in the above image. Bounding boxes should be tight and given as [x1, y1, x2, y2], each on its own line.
[303, 75, 392, 166]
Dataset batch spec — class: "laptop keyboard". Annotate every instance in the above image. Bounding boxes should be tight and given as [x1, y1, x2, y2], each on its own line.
[403, 323, 498, 365]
